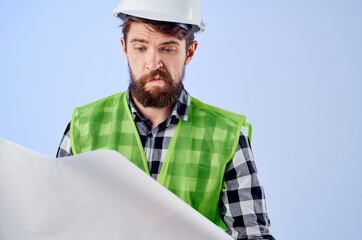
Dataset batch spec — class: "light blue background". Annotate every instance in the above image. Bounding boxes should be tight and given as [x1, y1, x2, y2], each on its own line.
[1, 0, 361, 239]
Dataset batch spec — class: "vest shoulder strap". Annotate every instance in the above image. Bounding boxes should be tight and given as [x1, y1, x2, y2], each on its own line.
[190, 97, 252, 141]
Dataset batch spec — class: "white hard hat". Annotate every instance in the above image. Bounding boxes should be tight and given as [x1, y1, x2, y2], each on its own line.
[113, 0, 205, 33]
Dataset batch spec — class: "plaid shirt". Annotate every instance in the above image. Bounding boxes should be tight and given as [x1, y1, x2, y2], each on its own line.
[56, 88, 275, 240]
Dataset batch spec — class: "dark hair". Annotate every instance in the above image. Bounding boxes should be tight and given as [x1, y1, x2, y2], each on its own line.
[121, 17, 195, 52]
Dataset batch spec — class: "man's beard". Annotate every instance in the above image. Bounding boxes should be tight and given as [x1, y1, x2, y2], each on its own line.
[128, 66, 185, 108]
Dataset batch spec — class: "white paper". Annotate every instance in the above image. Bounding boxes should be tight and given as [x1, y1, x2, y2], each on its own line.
[0, 138, 234, 240]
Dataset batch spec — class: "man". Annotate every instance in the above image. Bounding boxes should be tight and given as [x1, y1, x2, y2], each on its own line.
[57, 0, 275, 239]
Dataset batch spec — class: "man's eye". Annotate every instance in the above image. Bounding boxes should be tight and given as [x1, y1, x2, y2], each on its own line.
[162, 47, 176, 53]
[136, 47, 145, 52]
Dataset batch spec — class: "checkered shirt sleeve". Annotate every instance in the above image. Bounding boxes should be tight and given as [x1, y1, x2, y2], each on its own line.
[56, 122, 73, 157]
[221, 132, 275, 240]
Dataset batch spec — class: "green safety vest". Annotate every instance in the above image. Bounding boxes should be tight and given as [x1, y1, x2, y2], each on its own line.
[70, 91, 252, 229]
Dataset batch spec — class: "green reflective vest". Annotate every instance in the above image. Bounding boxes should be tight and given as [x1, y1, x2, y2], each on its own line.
[70, 91, 252, 229]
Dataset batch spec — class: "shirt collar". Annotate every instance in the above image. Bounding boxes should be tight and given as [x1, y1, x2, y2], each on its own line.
[126, 87, 190, 122]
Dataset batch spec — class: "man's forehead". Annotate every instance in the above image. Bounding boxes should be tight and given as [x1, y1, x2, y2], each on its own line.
[127, 22, 184, 45]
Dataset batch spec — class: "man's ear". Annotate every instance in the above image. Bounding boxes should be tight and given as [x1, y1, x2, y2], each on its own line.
[185, 41, 198, 65]
[121, 37, 128, 58]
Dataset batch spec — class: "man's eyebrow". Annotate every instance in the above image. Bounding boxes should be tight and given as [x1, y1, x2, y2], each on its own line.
[161, 40, 180, 46]
[130, 38, 148, 44]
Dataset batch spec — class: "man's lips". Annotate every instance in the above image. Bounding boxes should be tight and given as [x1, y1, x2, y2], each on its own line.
[146, 78, 166, 87]
[148, 76, 166, 83]
[149, 75, 165, 81]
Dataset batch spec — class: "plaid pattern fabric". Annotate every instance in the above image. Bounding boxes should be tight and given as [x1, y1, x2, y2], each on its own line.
[70, 92, 149, 172]
[56, 88, 275, 240]
[155, 96, 246, 227]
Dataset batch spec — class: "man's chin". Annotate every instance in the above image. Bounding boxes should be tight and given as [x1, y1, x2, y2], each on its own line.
[145, 90, 170, 100]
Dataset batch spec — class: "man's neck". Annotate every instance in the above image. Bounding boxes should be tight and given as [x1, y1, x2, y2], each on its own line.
[132, 97, 173, 130]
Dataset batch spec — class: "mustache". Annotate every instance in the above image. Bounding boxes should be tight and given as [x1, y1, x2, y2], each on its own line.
[138, 68, 173, 84]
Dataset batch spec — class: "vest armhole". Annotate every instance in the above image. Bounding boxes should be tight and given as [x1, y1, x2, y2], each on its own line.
[70, 107, 79, 155]
[241, 123, 253, 143]
[227, 118, 244, 164]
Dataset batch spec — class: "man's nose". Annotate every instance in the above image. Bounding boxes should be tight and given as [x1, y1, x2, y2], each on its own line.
[145, 49, 162, 71]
